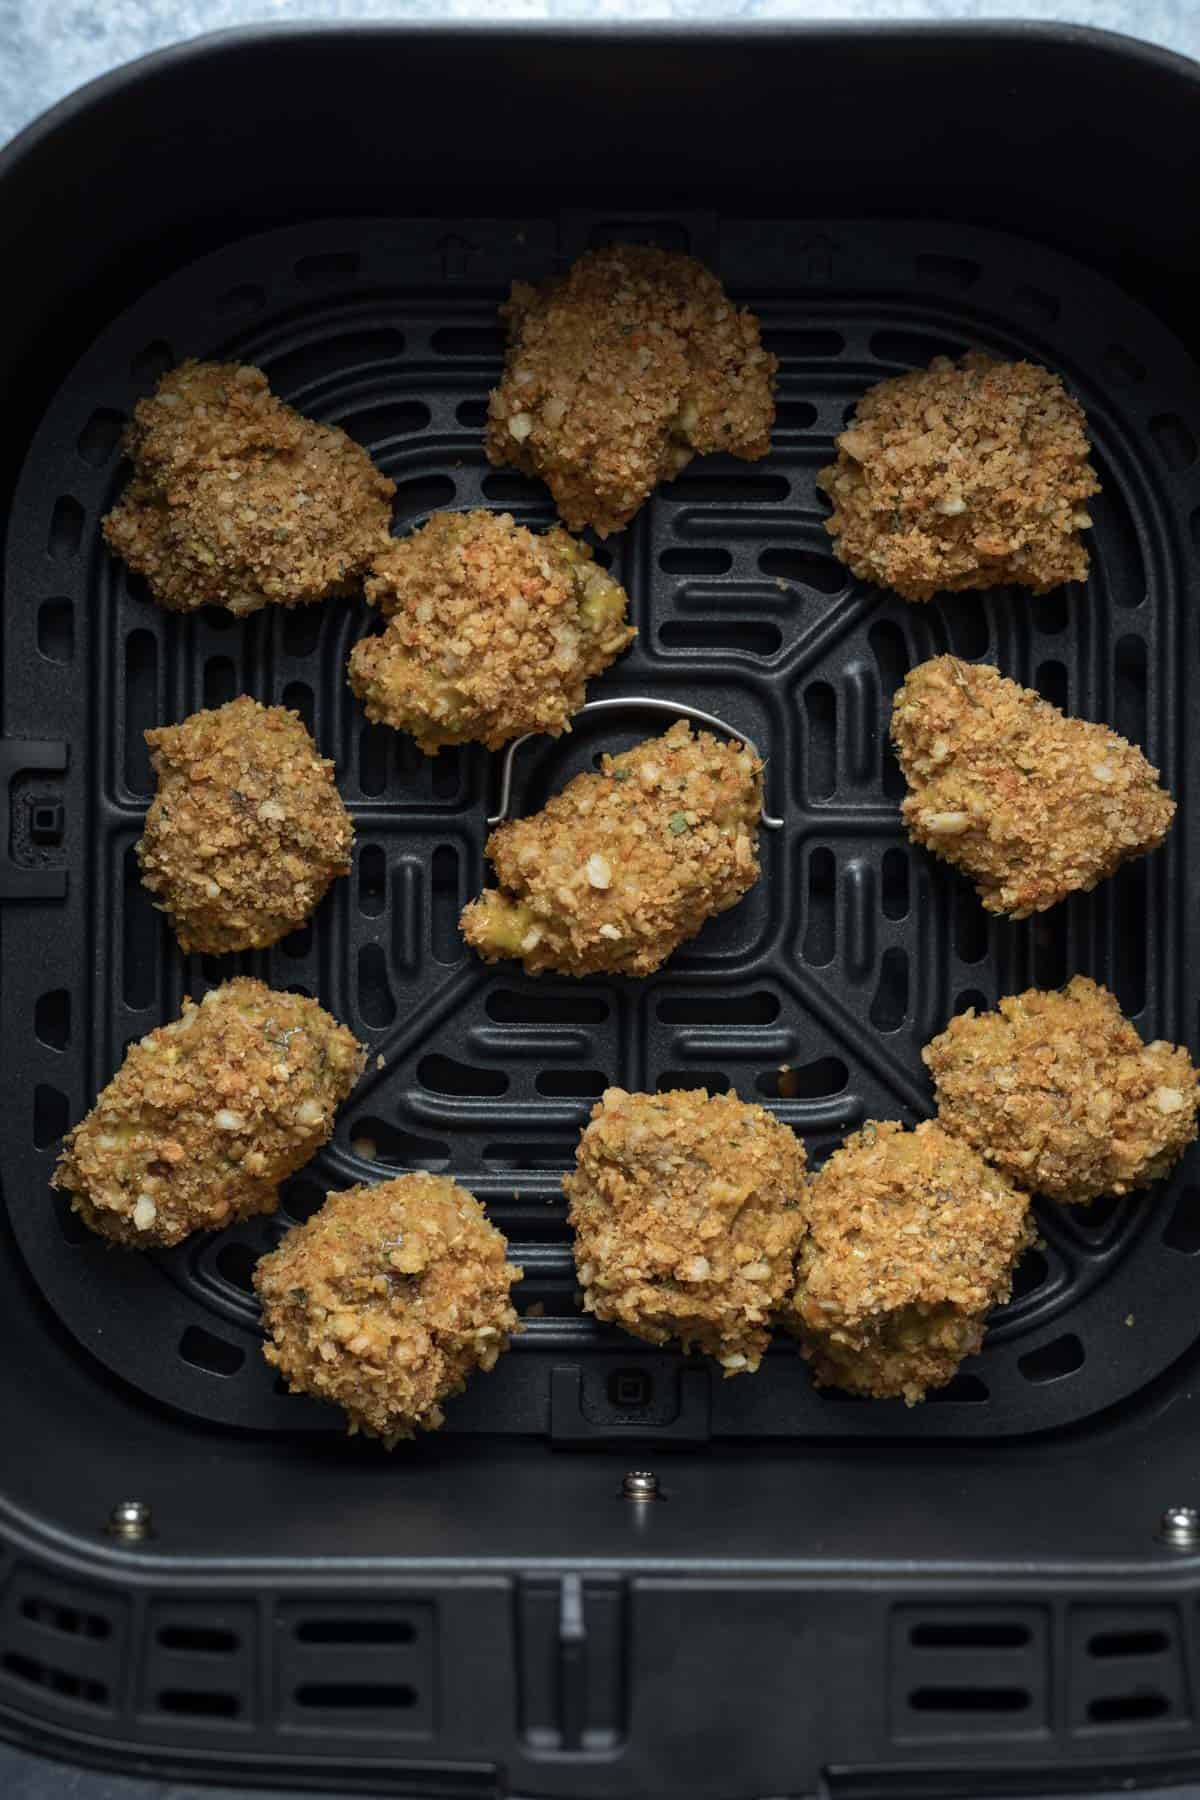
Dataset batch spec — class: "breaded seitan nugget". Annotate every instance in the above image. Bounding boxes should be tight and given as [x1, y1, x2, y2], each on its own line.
[460, 719, 762, 977]
[925, 976, 1200, 1205]
[893, 656, 1174, 917]
[139, 696, 353, 954]
[53, 978, 364, 1248]
[565, 1087, 807, 1373]
[103, 360, 394, 614]
[255, 1173, 521, 1443]
[787, 1120, 1033, 1404]
[348, 510, 633, 753]
[818, 354, 1099, 601]
[485, 245, 777, 536]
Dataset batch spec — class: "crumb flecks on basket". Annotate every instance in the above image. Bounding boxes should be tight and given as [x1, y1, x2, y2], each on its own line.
[892, 655, 1174, 917]
[103, 359, 394, 614]
[925, 976, 1200, 1205]
[52, 979, 365, 1248]
[565, 1086, 807, 1373]
[138, 696, 353, 954]
[348, 509, 634, 753]
[787, 1119, 1034, 1404]
[818, 354, 1099, 601]
[460, 720, 763, 978]
[485, 244, 777, 536]
[255, 1173, 521, 1444]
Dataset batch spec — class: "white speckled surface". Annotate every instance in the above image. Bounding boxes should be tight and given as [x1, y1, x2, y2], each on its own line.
[1, 0, 1199, 152]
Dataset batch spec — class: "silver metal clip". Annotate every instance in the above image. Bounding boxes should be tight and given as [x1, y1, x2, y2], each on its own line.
[486, 696, 785, 830]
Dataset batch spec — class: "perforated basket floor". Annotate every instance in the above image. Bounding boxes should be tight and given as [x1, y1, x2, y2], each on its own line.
[5, 212, 1200, 1442]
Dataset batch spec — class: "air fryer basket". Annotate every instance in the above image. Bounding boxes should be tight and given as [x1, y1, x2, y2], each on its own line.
[5, 23, 1200, 1800]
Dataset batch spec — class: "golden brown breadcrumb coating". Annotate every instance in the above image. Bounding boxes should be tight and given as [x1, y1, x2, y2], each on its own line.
[818, 354, 1099, 601]
[893, 656, 1174, 918]
[485, 245, 777, 536]
[103, 360, 394, 614]
[925, 977, 1200, 1205]
[255, 1174, 521, 1444]
[460, 720, 762, 978]
[565, 1087, 807, 1373]
[53, 979, 365, 1248]
[348, 510, 633, 753]
[787, 1120, 1033, 1404]
[138, 696, 353, 955]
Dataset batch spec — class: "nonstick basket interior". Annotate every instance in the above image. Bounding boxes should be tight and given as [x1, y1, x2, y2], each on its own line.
[6, 209, 1200, 1447]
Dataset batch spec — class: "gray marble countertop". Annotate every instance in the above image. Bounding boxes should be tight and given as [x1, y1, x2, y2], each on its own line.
[2, 0, 1200, 153]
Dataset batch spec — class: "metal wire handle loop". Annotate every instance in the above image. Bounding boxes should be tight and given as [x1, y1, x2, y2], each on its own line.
[486, 695, 785, 830]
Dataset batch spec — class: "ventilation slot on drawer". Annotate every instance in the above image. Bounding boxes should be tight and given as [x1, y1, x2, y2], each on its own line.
[2, 1651, 108, 1709]
[277, 1601, 435, 1736]
[295, 1618, 416, 1645]
[20, 1593, 110, 1639]
[157, 1687, 240, 1718]
[2, 1574, 123, 1715]
[890, 1606, 1048, 1741]
[142, 1600, 257, 1726]
[1069, 1606, 1189, 1734]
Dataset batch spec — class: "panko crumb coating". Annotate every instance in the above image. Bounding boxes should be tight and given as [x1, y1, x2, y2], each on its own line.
[255, 1174, 521, 1444]
[53, 979, 365, 1248]
[564, 1087, 807, 1373]
[485, 245, 777, 537]
[138, 696, 353, 954]
[788, 1120, 1033, 1404]
[925, 976, 1200, 1206]
[460, 719, 762, 978]
[893, 656, 1174, 918]
[348, 510, 634, 753]
[103, 360, 395, 615]
[818, 354, 1099, 601]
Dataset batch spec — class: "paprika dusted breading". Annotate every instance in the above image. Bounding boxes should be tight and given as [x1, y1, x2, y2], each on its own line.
[925, 977, 1200, 1205]
[460, 720, 762, 978]
[486, 245, 776, 536]
[565, 1087, 807, 1373]
[892, 656, 1174, 917]
[819, 354, 1099, 601]
[104, 359, 394, 614]
[787, 1120, 1033, 1404]
[53, 979, 364, 1248]
[348, 509, 633, 753]
[255, 1174, 521, 1444]
[139, 696, 353, 954]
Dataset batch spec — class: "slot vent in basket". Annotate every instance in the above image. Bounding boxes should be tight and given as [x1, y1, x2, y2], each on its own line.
[32, 1082, 68, 1149]
[37, 597, 74, 663]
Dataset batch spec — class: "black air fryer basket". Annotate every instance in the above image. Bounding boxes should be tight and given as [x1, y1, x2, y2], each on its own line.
[4, 22, 1200, 1800]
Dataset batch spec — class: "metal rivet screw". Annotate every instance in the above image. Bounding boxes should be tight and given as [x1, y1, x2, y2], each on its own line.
[622, 1470, 659, 1502]
[107, 1499, 152, 1541]
[1158, 1505, 1200, 1548]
